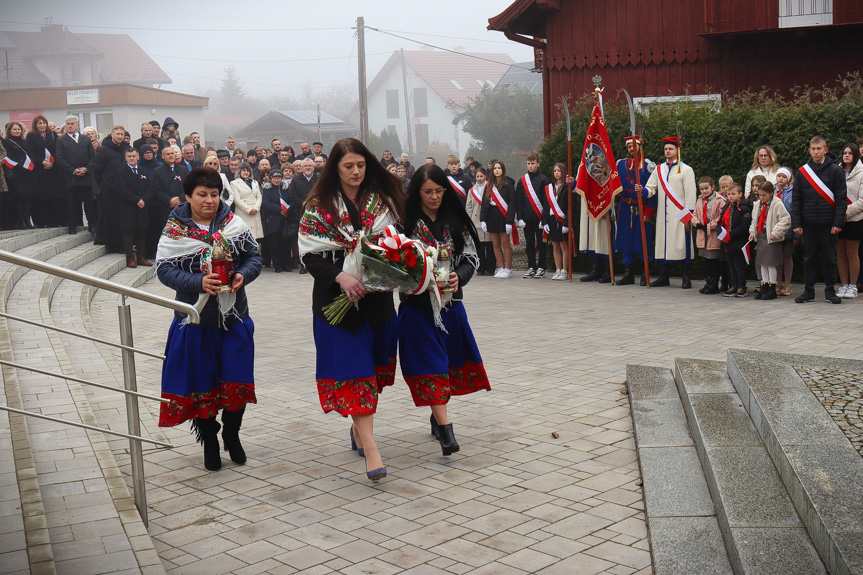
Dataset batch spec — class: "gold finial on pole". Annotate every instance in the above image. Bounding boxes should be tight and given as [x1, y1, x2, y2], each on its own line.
[592, 75, 602, 93]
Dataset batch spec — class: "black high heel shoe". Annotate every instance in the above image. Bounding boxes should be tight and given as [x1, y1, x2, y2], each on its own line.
[437, 423, 460, 456]
[350, 426, 365, 457]
[430, 414, 440, 439]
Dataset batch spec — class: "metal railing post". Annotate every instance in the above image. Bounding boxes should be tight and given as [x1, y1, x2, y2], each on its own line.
[118, 297, 147, 527]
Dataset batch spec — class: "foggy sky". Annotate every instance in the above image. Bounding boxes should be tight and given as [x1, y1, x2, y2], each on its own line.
[4, 0, 534, 102]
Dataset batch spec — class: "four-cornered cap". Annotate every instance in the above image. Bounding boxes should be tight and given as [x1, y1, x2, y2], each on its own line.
[662, 136, 681, 147]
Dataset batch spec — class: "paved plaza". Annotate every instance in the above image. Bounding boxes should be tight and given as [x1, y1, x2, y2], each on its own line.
[5, 241, 863, 574]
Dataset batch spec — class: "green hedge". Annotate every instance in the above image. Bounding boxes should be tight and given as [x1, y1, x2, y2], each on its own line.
[538, 73, 863, 280]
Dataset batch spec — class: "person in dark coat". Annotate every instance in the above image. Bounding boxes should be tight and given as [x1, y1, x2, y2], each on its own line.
[92, 125, 130, 252]
[138, 145, 162, 178]
[26, 115, 63, 228]
[161, 117, 180, 143]
[55, 115, 96, 234]
[791, 135, 848, 303]
[285, 158, 319, 272]
[3, 121, 34, 229]
[148, 146, 188, 258]
[260, 170, 292, 272]
[116, 148, 153, 267]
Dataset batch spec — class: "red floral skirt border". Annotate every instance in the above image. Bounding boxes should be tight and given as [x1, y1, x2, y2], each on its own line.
[159, 382, 257, 427]
[318, 376, 379, 416]
[404, 373, 450, 406]
[375, 357, 396, 392]
[449, 362, 491, 396]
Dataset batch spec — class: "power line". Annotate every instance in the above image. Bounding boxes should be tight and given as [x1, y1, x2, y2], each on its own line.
[165, 70, 352, 91]
[0, 19, 350, 33]
[377, 28, 515, 45]
[366, 26, 533, 70]
[150, 51, 391, 64]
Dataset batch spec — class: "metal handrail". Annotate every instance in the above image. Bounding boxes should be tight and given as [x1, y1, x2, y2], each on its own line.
[0, 405, 173, 448]
[0, 358, 169, 403]
[0, 249, 200, 323]
[0, 311, 166, 360]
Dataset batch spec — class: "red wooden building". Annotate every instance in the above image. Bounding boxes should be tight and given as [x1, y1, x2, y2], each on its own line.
[489, 0, 863, 135]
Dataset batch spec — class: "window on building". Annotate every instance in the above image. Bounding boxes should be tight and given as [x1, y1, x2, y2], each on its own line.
[415, 123, 429, 152]
[634, 94, 721, 115]
[779, 0, 833, 28]
[449, 79, 464, 91]
[386, 89, 399, 118]
[414, 87, 428, 117]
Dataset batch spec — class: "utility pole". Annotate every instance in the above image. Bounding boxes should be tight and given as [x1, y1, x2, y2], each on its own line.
[356, 16, 369, 145]
[399, 49, 414, 155]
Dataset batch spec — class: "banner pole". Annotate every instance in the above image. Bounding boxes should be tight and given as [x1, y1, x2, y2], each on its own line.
[634, 141, 651, 286]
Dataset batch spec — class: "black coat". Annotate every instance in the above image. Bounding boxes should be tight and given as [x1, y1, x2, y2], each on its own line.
[285, 173, 318, 234]
[116, 165, 154, 231]
[720, 201, 752, 252]
[92, 140, 132, 251]
[480, 180, 516, 224]
[515, 170, 551, 222]
[792, 153, 848, 229]
[542, 183, 571, 241]
[149, 163, 189, 233]
[261, 183, 291, 235]
[55, 132, 95, 188]
[25, 131, 62, 200]
[2, 136, 33, 197]
[446, 169, 472, 207]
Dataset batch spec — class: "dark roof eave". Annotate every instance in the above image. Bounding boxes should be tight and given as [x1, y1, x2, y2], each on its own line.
[487, 0, 557, 38]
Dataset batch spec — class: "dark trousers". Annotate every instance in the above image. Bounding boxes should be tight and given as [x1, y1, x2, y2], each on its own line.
[123, 229, 146, 261]
[704, 258, 720, 280]
[286, 234, 300, 269]
[477, 241, 494, 274]
[802, 224, 838, 291]
[523, 219, 546, 269]
[266, 231, 289, 270]
[728, 252, 748, 289]
[66, 186, 95, 227]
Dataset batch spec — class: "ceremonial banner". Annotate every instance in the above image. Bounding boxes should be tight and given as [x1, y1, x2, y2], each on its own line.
[575, 95, 622, 220]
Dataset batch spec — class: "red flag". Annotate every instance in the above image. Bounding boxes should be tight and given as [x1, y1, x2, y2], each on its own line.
[575, 94, 622, 219]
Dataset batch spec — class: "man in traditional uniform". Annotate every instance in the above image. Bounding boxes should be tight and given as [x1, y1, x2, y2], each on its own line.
[645, 136, 697, 288]
[615, 136, 657, 285]
[578, 185, 613, 283]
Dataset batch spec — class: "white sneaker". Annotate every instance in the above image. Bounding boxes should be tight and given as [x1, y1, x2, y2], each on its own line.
[501, 268, 512, 278]
[849, 285, 859, 298]
[556, 269, 566, 280]
[535, 268, 545, 279]
[523, 267, 536, 278]
[493, 268, 502, 278]
[837, 284, 849, 298]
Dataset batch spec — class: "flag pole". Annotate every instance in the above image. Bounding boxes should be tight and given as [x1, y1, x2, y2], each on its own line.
[634, 138, 651, 286]
[561, 96, 574, 282]
[594, 84, 615, 285]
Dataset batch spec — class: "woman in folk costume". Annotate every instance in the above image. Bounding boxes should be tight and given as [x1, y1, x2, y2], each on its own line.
[156, 167, 262, 471]
[299, 138, 405, 481]
[399, 165, 490, 456]
[543, 163, 572, 280]
[645, 136, 698, 288]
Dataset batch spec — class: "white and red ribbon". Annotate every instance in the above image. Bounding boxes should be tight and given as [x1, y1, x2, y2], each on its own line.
[658, 162, 693, 224]
[547, 184, 565, 222]
[799, 164, 836, 207]
[447, 176, 466, 200]
[491, 185, 508, 218]
[521, 174, 543, 219]
[469, 184, 484, 205]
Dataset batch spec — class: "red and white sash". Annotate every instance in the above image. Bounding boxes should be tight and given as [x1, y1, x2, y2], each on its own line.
[491, 185, 508, 218]
[799, 164, 839, 207]
[658, 162, 693, 224]
[447, 175, 466, 200]
[469, 183, 484, 205]
[521, 174, 543, 219]
[546, 184, 565, 222]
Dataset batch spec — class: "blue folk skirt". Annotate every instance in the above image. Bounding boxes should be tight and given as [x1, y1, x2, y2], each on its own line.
[159, 316, 256, 427]
[313, 313, 398, 416]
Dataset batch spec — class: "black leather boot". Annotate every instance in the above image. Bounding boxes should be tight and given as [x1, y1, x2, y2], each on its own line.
[618, 264, 635, 285]
[704, 276, 721, 295]
[652, 262, 670, 286]
[192, 417, 222, 471]
[221, 408, 247, 464]
[580, 259, 599, 282]
[430, 413, 440, 439]
[597, 259, 612, 283]
[681, 263, 692, 289]
[437, 423, 460, 456]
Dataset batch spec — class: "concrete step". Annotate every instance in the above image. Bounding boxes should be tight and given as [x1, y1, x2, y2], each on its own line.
[728, 349, 863, 575]
[0, 235, 165, 575]
[674, 358, 827, 575]
[626, 364, 733, 575]
[0, 231, 96, 575]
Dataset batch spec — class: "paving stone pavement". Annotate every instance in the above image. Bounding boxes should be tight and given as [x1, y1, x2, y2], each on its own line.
[44, 268, 863, 573]
[794, 365, 863, 457]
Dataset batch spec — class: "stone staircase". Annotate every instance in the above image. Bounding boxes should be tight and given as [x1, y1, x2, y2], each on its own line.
[627, 350, 863, 575]
[0, 229, 168, 575]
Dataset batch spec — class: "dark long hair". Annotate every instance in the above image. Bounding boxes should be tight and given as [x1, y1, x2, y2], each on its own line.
[841, 143, 861, 171]
[307, 137, 405, 224]
[404, 164, 479, 253]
